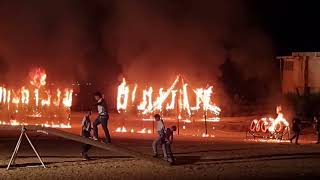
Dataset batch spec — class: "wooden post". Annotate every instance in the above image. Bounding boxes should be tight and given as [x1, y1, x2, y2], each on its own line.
[204, 112, 208, 135]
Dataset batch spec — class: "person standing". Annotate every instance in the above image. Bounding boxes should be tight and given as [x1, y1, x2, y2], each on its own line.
[92, 92, 111, 143]
[314, 117, 320, 144]
[290, 117, 301, 144]
[152, 114, 166, 157]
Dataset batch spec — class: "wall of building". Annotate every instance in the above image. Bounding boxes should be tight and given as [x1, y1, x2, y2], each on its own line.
[280, 53, 320, 94]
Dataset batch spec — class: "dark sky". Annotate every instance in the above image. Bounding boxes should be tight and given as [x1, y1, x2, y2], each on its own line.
[251, 1, 320, 55]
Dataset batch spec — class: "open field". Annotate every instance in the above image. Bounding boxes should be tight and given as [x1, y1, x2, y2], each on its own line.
[1, 114, 320, 179]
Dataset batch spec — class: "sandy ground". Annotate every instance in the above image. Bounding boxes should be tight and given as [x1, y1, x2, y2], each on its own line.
[1, 114, 320, 179]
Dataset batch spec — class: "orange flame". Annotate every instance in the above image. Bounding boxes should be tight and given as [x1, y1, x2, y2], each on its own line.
[29, 68, 47, 88]
[117, 78, 129, 112]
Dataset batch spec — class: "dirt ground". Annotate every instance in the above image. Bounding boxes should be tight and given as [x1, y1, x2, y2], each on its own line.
[1, 114, 320, 180]
[1, 130, 320, 180]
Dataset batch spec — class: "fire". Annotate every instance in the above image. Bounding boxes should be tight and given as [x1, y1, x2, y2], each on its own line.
[166, 90, 177, 110]
[117, 78, 129, 112]
[250, 106, 289, 134]
[131, 84, 138, 104]
[117, 75, 221, 120]
[115, 126, 127, 133]
[29, 68, 47, 88]
[21, 86, 29, 104]
[0, 68, 73, 128]
[62, 89, 73, 107]
[268, 106, 289, 133]
[137, 128, 152, 134]
[53, 89, 61, 106]
[41, 91, 51, 106]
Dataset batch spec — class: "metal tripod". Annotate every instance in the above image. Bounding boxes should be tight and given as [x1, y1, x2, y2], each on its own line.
[7, 126, 46, 170]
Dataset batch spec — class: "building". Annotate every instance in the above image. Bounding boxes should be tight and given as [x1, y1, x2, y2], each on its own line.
[277, 52, 320, 94]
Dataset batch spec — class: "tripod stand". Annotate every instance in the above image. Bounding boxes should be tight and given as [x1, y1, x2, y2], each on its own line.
[7, 126, 46, 170]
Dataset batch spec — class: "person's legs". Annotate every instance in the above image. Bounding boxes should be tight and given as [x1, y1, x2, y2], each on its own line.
[81, 131, 92, 160]
[152, 137, 161, 156]
[162, 142, 168, 159]
[290, 132, 297, 143]
[93, 118, 101, 139]
[295, 131, 300, 144]
[100, 116, 111, 143]
[165, 143, 174, 163]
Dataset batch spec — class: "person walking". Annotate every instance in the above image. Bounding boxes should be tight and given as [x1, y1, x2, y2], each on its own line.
[290, 117, 301, 144]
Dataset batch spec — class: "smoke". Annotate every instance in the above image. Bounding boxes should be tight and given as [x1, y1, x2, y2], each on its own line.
[0, 0, 275, 88]
[108, 0, 275, 86]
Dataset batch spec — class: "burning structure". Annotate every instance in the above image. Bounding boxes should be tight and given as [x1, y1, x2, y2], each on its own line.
[0, 68, 73, 128]
[117, 75, 221, 123]
[247, 106, 290, 140]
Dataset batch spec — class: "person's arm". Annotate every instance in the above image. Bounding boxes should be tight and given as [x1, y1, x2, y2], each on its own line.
[170, 132, 173, 144]
[80, 116, 86, 136]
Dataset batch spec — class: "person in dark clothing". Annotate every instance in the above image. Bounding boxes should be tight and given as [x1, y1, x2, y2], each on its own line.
[92, 92, 111, 143]
[162, 125, 177, 164]
[314, 117, 320, 144]
[290, 117, 301, 144]
[81, 110, 92, 160]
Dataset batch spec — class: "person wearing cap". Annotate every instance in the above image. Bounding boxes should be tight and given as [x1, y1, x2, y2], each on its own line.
[152, 114, 166, 157]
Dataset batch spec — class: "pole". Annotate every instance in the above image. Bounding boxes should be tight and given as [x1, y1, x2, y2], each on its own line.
[177, 115, 180, 135]
[152, 117, 155, 134]
[204, 111, 208, 135]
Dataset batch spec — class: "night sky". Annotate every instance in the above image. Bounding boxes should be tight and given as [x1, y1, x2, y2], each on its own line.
[252, 1, 320, 54]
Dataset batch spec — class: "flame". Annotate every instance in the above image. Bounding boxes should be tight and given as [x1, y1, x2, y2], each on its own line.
[137, 128, 152, 134]
[132, 84, 138, 104]
[137, 87, 153, 114]
[251, 106, 289, 134]
[53, 89, 61, 106]
[150, 75, 180, 113]
[41, 91, 51, 106]
[34, 89, 39, 107]
[166, 90, 177, 110]
[0, 87, 3, 103]
[21, 86, 29, 104]
[62, 89, 73, 107]
[29, 68, 47, 88]
[116, 75, 221, 120]
[0, 69, 73, 127]
[12, 90, 20, 104]
[268, 106, 289, 133]
[182, 84, 191, 115]
[117, 78, 129, 112]
[115, 126, 127, 133]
